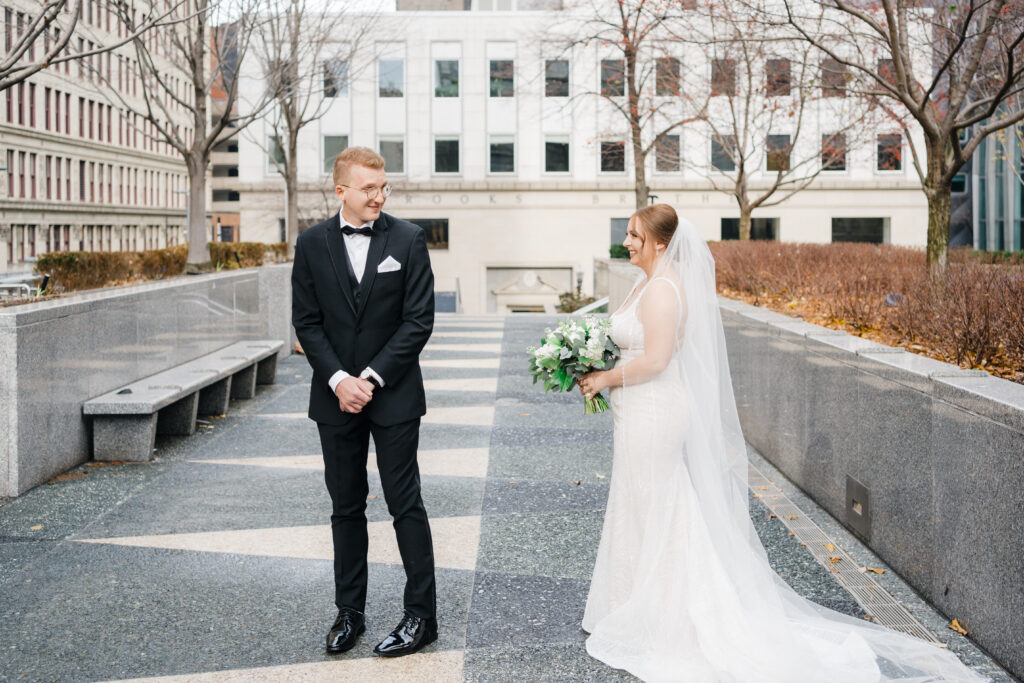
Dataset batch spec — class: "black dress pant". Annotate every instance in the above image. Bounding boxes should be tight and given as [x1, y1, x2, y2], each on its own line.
[317, 416, 436, 619]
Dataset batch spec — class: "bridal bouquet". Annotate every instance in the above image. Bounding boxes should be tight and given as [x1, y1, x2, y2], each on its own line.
[527, 317, 620, 414]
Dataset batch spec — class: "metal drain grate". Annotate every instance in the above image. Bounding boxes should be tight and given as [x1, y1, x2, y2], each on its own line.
[748, 463, 945, 646]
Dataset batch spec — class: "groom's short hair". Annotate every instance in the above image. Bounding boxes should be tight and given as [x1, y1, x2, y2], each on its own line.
[334, 147, 386, 186]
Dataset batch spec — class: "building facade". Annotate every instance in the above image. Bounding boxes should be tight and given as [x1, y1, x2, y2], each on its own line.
[1, 0, 191, 276]
[236, 5, 930, 314]
[971, 131, 1024, 253]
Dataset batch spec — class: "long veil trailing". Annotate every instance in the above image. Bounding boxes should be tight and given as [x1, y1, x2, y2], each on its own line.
[584, 217, 985, 682]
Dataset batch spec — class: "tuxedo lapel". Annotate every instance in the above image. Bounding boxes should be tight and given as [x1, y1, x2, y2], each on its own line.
[322, 215, 357, 316]
[355, 214, 390, 322]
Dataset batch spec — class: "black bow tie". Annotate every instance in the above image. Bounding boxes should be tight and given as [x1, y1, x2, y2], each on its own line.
[341, 225, 373, 237]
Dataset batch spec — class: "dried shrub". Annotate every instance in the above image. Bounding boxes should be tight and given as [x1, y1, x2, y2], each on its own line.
[208, 242, 289, 268]
[34, 245, 187, 293]
[709, 240, 1024, 380]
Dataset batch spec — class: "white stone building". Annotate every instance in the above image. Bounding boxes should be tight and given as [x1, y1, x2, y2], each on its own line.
[0, 0, 191, 276]
[236, 2, 929, 314]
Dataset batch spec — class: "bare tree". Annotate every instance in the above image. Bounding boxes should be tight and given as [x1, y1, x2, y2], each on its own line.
[777, 0, 1024, 270]
[678, 2, 875, 240]
[1, 0, 189, 92]
[96, 0, 274, 263]
[551, 0, 706, 210]
[253, 0, 377, 254]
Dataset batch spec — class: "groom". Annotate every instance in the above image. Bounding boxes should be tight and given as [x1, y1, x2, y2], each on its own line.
[291, 146, 437, 657]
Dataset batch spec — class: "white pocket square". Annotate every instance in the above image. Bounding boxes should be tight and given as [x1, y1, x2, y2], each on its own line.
[377, 256, 402, 273]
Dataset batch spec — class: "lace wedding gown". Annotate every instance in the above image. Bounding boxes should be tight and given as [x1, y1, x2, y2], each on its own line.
[581, 226, 986, 683]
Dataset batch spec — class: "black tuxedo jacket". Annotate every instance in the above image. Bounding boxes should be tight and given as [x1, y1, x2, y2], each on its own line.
[291, 211, 434, 426]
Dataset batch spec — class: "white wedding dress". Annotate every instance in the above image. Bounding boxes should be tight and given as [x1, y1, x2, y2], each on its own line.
[581, 219, 986, 683]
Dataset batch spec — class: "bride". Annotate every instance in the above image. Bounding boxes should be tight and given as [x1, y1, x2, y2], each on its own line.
[576, 204, 984, 682]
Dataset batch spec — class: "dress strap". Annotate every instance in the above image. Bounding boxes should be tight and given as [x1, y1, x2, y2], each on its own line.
[638, 277, 685, 322]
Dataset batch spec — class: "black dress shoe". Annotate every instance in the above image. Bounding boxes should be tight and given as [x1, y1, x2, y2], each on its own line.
[326, 607, 365, 654]
[373, 613, 438, 657]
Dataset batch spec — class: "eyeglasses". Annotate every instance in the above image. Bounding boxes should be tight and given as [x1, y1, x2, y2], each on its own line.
[340, 183, 392, 200]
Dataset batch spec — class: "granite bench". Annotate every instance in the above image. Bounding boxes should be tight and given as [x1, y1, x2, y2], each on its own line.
[83, 340, 284, 462]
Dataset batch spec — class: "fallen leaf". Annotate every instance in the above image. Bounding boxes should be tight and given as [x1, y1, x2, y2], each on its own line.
[766, 513, 777, 519]
[800, 542, 808, 546]
[367, 495, 377, 499]
[509, 481, 516, 485]
[47, 471, 85, 484]
[752, 493, 762, 498]
[829, 556, 841, 563]
[30, 525, 43, 531]
[518, 413, 530, 417]
[949, 619, 968, 635]
[862, 615, 876, 620]
[788, 531, 795, 536]
[866, 567, 885, 574]
[824, 543, 835, 551]
[573, 480, 581, 486]
[787, 514, 798, 520]
[595, 473, 606, 479]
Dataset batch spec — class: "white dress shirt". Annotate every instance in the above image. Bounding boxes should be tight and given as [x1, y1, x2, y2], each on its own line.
[327, 210, 385, 394]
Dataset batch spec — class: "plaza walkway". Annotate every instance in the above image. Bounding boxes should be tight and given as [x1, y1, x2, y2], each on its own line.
[0, 314, 1013, 682]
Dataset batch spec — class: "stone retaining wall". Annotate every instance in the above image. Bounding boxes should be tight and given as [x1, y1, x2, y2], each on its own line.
[0, 264, 292, 497]
[719, 297, 1024, 679]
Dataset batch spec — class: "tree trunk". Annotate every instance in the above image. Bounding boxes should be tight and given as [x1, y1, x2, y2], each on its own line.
[286, 142, 298, 257]
[924, 140, 951, 272]
[739, 209, 752, 241]
[186, 158, 208, 265]
[925, 184, 951, 272]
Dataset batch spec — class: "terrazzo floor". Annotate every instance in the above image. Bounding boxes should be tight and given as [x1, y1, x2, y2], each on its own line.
[0, 314, 1013, 682]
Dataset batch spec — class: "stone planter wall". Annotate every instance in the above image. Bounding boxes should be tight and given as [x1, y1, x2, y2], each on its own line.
[0, 264, 292, 497]
[718, 297, 1024, 679]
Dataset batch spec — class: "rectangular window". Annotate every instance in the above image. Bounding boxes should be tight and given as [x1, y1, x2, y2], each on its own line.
[435, 60, 459, 97]
[6, 150, 12, 196]
[545, 139, 570, 173]
[545, 59, 569, 97]
[18, 151, 25, 198]
[78, 97, 84, 136]
[28, 83, 35, 127]
[56, 157, 62, 200]
[379, 138, 405, 174]
[46, 156, 52, 198]
[323, 135, 349, 174]
[408, 219, 449, 249]
[711, 59, 735, 96]
[656, 57, 680, 96]
[489, 137, 515, 173]
[88, 100, 94, 139]
[877, 133, 902, 171]
[489, 60, 514, 97]
[44, 87, 51, 130]
[379, 59, 404, 97]
[821, 133, 847, 171]
[79, 160, 85, 200]
[601, 59, 624, 97]
[64, 93, 70, 133]
[766, 58, 791, 96]
[821, 58, 847, 97]
[16, 82, 23, 123]
[323, 59, 348, 97]
[951, 174, 967, 194]
[832, 217, 885, 243]
[29, 153, 35, 198]
[656, 134, 680, 172]
[600, 140, 625, 172]
[711, 136, 736, 171]
[267, 135, 285, 173]
[766, 134, 790, 171]
[434, 138, 460, 174]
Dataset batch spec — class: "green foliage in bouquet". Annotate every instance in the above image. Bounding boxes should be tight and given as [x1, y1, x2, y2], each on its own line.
[527, 317, 621, 414]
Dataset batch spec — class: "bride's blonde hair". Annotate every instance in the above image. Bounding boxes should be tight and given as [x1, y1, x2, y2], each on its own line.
[633, 204, 678, 246]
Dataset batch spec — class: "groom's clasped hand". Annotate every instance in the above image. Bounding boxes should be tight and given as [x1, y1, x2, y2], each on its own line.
[335, 375, 374, 413]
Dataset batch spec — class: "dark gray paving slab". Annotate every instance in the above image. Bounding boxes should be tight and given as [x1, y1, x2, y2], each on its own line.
[466, 572, 590, 649]
[481, 479, 609, 516]
[494, 401, 612, 431]
[464, 643, 638, 682]
[487, 426, 614, 483]
[476, 511, 603, 580]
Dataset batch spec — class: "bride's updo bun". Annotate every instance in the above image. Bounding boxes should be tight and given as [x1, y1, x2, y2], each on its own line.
[633, 204, 678, 246]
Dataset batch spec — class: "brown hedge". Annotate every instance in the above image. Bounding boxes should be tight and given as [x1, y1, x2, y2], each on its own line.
[34, 245, 188, 293]
[709, 241, 1024, 379]
[208, 242, 289, 268]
